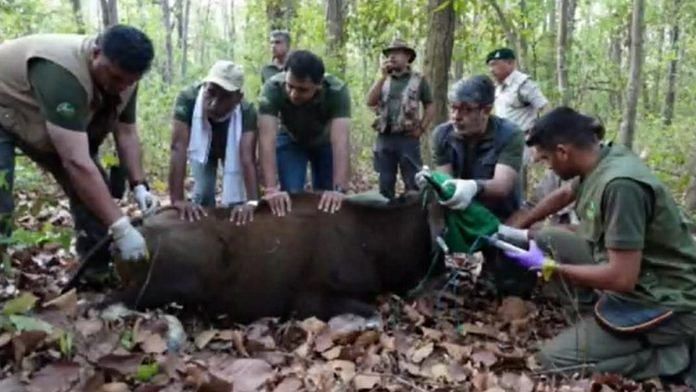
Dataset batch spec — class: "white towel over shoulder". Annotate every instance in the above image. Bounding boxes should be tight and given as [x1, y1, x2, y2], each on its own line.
[187, 87, 246, 205]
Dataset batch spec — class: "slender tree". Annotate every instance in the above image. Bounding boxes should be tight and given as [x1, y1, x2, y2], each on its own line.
[662, 0, 682, 126]
[325, 0, 348, 76]
[423, 0, 455, 163]
[161, 0, 174, 84]
[70, 0, 86, 34]
[99, 0, 119, 28]
[618, 0, 645, 149]
[556, 0, 571, 105]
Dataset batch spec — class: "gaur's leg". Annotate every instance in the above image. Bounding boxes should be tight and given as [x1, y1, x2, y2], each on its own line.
[0, 126, 16, 239]
[276, 132, 309, 193]
[191, 158, 218, 207]
[538, 313, 696, 382]
[308, 143, 333, 191]
[398, 134, 422, 192]
[373, 134, 398, 199]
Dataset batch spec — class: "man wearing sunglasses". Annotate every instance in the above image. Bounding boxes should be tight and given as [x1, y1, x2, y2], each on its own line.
[419, 74, 534, 297]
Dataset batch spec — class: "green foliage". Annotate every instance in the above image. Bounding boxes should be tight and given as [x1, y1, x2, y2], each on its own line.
[0, 224, 72, 250]
[135, 362, 160, 382]
[2, 292, 38, 315]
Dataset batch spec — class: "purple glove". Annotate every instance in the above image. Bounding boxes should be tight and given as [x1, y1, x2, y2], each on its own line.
[503, 240, 545, 269]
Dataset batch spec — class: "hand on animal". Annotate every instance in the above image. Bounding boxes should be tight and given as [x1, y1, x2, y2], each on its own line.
[230, 200, 257, 225]
[503, 240, 556, 280]
[172, 200, 207, 222]
[110, 216, 148, 262]
[133, 184, 159, 215]
[414, 166, 431, 190]
[318, 190, 344, 214]
[263, 188, 292, 216]
[439, 179, 479, 210]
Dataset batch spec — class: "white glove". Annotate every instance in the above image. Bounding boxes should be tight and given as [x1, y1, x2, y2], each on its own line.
[440, 179, 479, 210]
[109, 216, 148, 262]
[133, 184, 159, 214]
[415, 166, 431, 190]
[497, 224, 529, 243]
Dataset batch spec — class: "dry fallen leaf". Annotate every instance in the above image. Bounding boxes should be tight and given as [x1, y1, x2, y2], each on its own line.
[211, 358, 274, 392]
[472, 350, 498, 368]
[98, 382, 130, 392]
[141, 332, 167, 354]
[328, 359, 356, 383]
[353, 374, 381, 390]
[97, 353, 145, 376]
[27, 362, 81, 392]
[410, 342, 434, 364]
[75, 318, 103, 338]
[439, 342, 471, 362]
[497, 296, 529, 322]
[272, 376, 303, 392]
[195, 329, 218, 350]
[42, 289, 78, 317]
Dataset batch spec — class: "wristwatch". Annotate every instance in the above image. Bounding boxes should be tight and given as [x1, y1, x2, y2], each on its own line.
[474, 180, 485, 196]
[333, 185, 347, 194]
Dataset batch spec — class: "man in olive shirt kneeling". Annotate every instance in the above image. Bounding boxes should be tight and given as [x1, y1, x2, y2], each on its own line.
[169, 61, 258, 224]
[505, 107, 696, 384]
[258, 50, 351, 216]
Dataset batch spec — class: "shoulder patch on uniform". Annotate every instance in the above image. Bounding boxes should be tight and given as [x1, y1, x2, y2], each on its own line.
[55, 102, 76, 119]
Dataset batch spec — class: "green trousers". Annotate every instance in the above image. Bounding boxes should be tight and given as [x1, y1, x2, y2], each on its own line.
[535, 227, 696, 384]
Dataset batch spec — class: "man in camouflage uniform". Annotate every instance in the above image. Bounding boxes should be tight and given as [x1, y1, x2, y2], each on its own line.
[507, 107, 696, 385]
[366, 39, 434, 199]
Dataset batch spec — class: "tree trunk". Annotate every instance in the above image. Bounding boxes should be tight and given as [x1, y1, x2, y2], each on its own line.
[160, 0, 174, 84]
[662, 0, 681, 126]
[556, 0, 570, 105]
[618, 0, 645, 149]
[484, 0, 525, 70]
[325, 0, 347, 76]
[652, 25, 666, 114]
[225, 0, 236, 58]
[99, 0, 119, 28]
[518, 0, 529, 71]
[70, 0, 86, 34]
[608, 24, 623, 112]
[180, 0, 191, 78]
[423, 0, 455, 164]
[547, 0, 556, 84]
[197, 0, 212, 66]
[266, 0, 296, 31]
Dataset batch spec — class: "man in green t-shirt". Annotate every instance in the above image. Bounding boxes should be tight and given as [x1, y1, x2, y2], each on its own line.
[504, 107, 696, 384]
[261, 30, 290, 85]
[366, 39, 434, 199]
[0, 25, 156, 272]
[258, 50, 351, 216]
[169, 61, 259, 224]
[419, 75, 534, 297]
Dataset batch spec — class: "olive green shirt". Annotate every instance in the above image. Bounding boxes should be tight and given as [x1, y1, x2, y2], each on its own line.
[432, 117, 524, 173]
[27, 58, 136, 131]
[261, 63, 283, 85]
[258, 72, 351, 146]
[173, 83, 258, 161]
[385, 71, 433, 127]
[602, 178, 654, 250]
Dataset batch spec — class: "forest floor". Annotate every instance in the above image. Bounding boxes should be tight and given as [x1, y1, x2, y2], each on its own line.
[0, 171, 691, 392]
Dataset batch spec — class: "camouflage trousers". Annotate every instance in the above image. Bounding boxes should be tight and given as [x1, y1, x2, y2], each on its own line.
[535, 226, 696, 384]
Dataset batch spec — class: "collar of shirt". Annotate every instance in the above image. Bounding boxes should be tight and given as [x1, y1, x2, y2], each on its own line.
[390, 68, 412, 80]
[501, 69, 524, 89]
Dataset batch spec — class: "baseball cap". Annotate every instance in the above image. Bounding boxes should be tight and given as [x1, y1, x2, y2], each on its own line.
[203, 60, 244, 92]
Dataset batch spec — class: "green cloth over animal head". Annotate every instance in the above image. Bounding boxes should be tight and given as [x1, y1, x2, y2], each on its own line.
[425, 171, 500, 254]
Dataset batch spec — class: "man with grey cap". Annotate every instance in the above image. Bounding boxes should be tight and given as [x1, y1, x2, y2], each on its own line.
[261, 30, 291, 85]
[417, 75, 536, 297]
[366, 38, 434, 199]
[169, 60, 259, 224]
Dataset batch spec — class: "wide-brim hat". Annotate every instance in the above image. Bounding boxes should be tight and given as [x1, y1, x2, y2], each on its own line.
[382, 38, 416, 63]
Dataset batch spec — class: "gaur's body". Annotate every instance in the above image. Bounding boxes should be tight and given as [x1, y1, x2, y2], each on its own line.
[116, 193, 439, 322]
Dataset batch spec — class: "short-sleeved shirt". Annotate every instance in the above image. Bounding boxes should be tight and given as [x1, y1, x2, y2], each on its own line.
[384, 71, 433, 126]
[261, 63, 284, 85]
[432, 117, 524, 174]
[493, 70, 548, 131]
[258, 72, 351, 147]
[27, 58, 137, 131]
[602, 178, 654, 250]
[173, 83, 258, 161]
